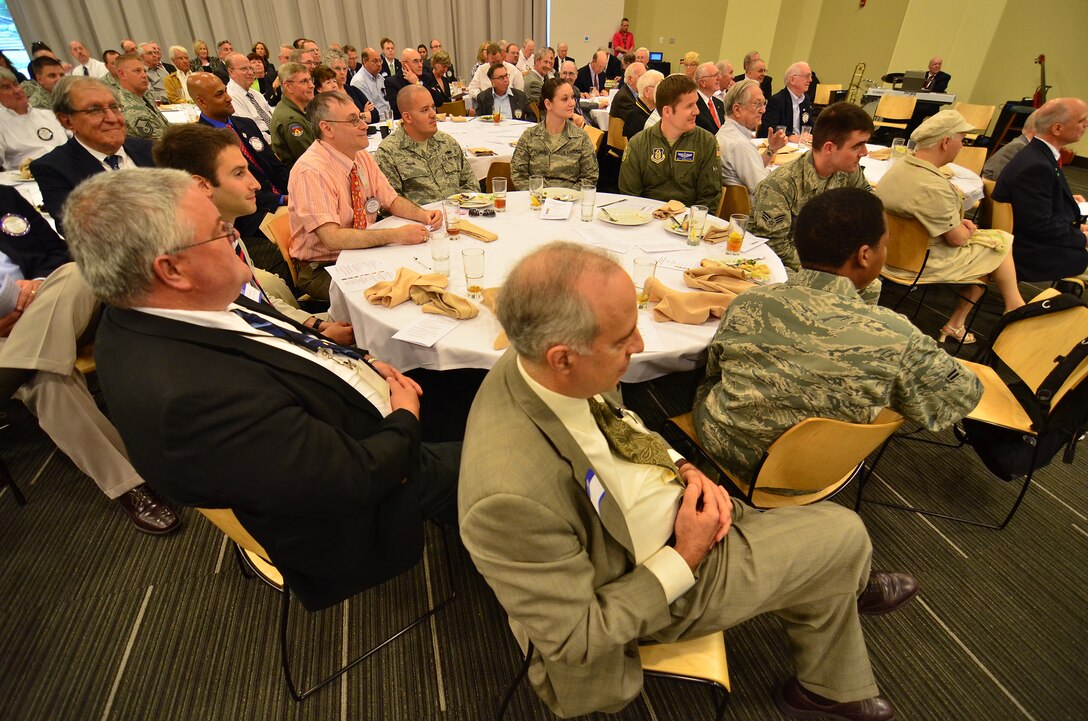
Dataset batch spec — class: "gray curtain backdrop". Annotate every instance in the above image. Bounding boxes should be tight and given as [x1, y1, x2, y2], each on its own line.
[8, 0, 544, 80]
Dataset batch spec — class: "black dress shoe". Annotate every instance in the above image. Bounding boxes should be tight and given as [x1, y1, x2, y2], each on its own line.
[857, 572, 918, 616]
[775, 677, 895, 721]
[117, 486, 180, 535]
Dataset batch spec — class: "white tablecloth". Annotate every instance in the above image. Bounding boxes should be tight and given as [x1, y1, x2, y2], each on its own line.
[583, 88, 617, 129]
[328, 191, 786, 382]
[366, 118, 534, 181]
[0, 173, 43, 209]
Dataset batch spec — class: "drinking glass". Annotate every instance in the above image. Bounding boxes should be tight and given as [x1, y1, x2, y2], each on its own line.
[492, 177, 507, 212]
[462, 248, 485, 300]
[631, 257, 657, 309]
[799, 125, 812, 149]
[891, 137, 907, 161]
[442, 199, 461, 237]
[528, 175, 545, 210]
[580, 183, 596, 222]
[727, 214, 748, 253]
[429, 230, 450, 276]
[687, 205, 708, 246]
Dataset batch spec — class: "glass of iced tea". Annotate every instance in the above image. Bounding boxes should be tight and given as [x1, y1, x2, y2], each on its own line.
[462, 248, 485, 300]
[631, 257, 657, 309]
[728, 213, 748, 253]
[492, 177, 507, 212]
[493, 110, 501, 124]
[443, 199, 461, 237]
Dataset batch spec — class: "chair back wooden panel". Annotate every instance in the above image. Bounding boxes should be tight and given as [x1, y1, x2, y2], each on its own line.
[813, 84, 842, 106]
[978, 179, 1014, 233]
[607, 116, 627, 152]
[197, 507, 283, 587]
[640, 631, 730, 691]
[953, 146, 987, 176]
[873, 95, 916, 128]
[952, 102, 996, 137]
[260, 208, 297, 286]
[584, 124, 605, 154]
[438, 99, 466, 116]
[882, 213, 930, 274]
[485, 161, 513, 193]
[717, 185, 750, 219]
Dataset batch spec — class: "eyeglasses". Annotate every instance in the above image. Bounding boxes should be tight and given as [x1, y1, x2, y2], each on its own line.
[169, 223, 236, 253]
[324, 115, 365, 127]
[743, 100, 768, 109]
[286, 77, 314, 86]
[492, 74, 508, 81]
[69, 103, 125, 118]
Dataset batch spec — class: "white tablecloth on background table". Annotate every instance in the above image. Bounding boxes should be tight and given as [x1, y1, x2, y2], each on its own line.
[583, 88, 616, 129]
[366, 117, 534, 181]
[329, 191, 786, 382]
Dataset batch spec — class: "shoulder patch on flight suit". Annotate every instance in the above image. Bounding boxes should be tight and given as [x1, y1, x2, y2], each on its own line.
[674, 150, 694, 162]
[289, 123, 304, 137]
[650, 147, 666, 164]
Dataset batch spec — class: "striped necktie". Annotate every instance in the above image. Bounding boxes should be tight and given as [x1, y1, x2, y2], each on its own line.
[246, 91, 272, 128]
[232, 308, 365, 361]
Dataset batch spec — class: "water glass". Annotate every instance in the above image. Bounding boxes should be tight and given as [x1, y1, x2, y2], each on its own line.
[580, 183, 596, 222]
[687, 205, 708, 246]
[492, 177, 507, 212]
[631, 257, 657, 309]
[429, 230, 450, 276]
[727, 214, 748, 253]
[799, 125, 812, 149]
[891, 137, 908, 161]
[528, 175, 545, 210]
[462, 248, 485, 300]
[442, 199, 461, 237]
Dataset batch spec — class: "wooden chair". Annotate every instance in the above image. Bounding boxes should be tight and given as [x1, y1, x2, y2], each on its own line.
[976, 179, 1013, 233]
[196, 507, 456, 701]
[583, 124, 605, 154]
[497, 633, 730, 721]
[528, 101, 539, 121]
[259, 208, 297, 286]
[662, 410, 903, 509]
[857, 288, 1088, 529]
[716, 185, 750, 220]
[872, 94, 916, 131]
[952, 102, 996, 144]
[485, 161, 513, 193]
[437, 99, 465, 116]
[813, 83, 843, 106]
[953, 146, 987, 177]
[606, 115, 627, 153]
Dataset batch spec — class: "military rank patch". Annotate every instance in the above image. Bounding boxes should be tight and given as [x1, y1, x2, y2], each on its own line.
[650, 147, 665, 164]
[674, 150, 694, 162]
[289, 123, 304, 137]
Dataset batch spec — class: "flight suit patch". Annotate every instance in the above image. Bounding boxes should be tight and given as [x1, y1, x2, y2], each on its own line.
[674, 150, 694, 162]
[650, 147, 666, 164]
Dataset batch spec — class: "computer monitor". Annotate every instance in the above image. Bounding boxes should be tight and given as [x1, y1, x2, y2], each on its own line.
[649, 51, 663, 62]
[901, 71, 927, 92]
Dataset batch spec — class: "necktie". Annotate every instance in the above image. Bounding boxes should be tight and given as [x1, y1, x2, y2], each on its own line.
[246, 91, 272, 128]
[349, 166, 367, 229]
[588, 397, 679, 479]
[82, 66, 89, 76]
[105, 155, 121, 170]
[232, 308, 365, 361]
[708, 99, 721, 129]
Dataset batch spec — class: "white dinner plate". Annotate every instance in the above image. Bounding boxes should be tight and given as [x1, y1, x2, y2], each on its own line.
[542, 187, 580, 202]
[0, 170, 33, 184]
[598, 207, 652, 226]
[448, 193, 494, 208]
[704, 256, 773, 282]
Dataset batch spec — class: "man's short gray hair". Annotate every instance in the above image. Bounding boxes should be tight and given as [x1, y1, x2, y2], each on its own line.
[636, 69, 663, 97]
[279, 61, 307, 80]
[307, 90, 351, 139]
[535, 47, 554, 63]
[64, 169, 197, 307]
[1022, 109, 1038, 134]
[723, 78, 759, 116]
[288, 49, 306, 63]
[695, 62, 718, 82]
[784, 61, 808, 80]
[1035, 98, 1079, 136]
[52, 76, 117, 114]
[497, 242, 618, 363]
[168, 45, 188, 59]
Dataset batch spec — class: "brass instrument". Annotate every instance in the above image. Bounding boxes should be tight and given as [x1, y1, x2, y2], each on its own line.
[846, 62, 865, 104]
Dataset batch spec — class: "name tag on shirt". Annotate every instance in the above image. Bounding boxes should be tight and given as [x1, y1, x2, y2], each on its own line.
[584, 469, 606, 515]
[674, 150, 695, 162]
[241, 283, 263, 302]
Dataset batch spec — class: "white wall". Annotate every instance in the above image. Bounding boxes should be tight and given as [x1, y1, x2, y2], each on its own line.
[549, 0, 625, 61]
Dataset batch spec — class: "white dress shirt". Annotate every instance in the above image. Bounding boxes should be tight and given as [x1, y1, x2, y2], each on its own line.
[70, 58, 109, 79]
[349, 68, 391, 118]
[517, 358, 695, 603]
[75, 137, 136, 172]
[172, 69, 194, 102]
[788, 88, 805, 134]
[0, 107, 68, 170]
[227, 79, 273, 142]
[515, 51, 532, 73]
[467, 61, 524, 99]
[716, 117, 769, 204]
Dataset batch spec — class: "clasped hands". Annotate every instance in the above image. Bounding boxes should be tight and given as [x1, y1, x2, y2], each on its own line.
[369, 358, 423, 418]
[672, 462, 733, 572]
[0, 278, 44, 338]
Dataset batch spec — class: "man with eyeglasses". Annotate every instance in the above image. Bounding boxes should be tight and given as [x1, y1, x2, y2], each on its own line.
[138, 42, 172, 103]
[225, 52, 274, 143]
[762, 61, 813, 140]
[270, 62, 316, 166]
[0, 67, 67, 171]
[716, 79, 787, 206]
[288, 92, 442, 301]
[473, 63, 533, 121]
[31, 77, 154, 234]
[384, 48, 443, 120]
[349, 47, 392, 124]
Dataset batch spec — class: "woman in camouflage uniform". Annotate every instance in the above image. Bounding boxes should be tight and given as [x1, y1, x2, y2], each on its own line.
[511, 78, 598, 190]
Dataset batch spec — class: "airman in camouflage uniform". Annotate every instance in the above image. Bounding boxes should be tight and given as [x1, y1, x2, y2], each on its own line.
[374, 125, 478, 205]
[749, 153, 870, 272]
[619, 121, 721, 208]
[118, 86, 168, 139]
[21, 81, 52, 110]
[511, 119, 598, 189]
[270, 97, 314, 167]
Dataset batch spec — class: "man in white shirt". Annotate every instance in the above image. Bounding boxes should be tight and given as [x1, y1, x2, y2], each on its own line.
[225, 52, 273, 142]
[139, 42, 171, 103]
[460, 241, 912, 720]
[349, 47, 392, 122]
[714, 59, 734, 102]
[466, 42, 524, 99]
[0, 68, 67, 170]
[68, 41, 108, 79]
[516, 39, 535, 73]
[716, 78, 787, 204]
[763, 61, 813, 140]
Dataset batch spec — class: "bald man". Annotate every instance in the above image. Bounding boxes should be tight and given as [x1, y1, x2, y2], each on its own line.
[763, 61, 814, 139]
[921, 57, 950, 93]
[384, 48, 443, 120]
[68, 41, 108, 78]
[225, 52, 273, 142]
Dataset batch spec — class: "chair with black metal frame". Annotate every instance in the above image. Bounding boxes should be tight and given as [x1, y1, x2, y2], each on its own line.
[437, 99, 466, 116]
[196, 507, 457, 701]
[879, 213, 989, 356]
[662, 409, 904, 509]
[856, 288, 1088, 529]
[496, 632, 730, 721]
[872, 94, 917, 143]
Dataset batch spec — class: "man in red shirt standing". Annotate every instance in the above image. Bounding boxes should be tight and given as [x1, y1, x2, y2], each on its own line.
[612, 18, 634, 58]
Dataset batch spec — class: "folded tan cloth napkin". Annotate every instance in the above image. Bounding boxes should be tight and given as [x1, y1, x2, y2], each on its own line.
[480, 287, 509, 349]
[365, 267, 478, 319]
[459, 219, 498, 242]
[683, 264, 755, 295]
[652, 199, 687, 220]
[867, 147, 892, 160]
[449, 115, 469, 123]
[647, 277, 738, 324]
[702, 225, 731, 244]
[467, 147, 496, 156]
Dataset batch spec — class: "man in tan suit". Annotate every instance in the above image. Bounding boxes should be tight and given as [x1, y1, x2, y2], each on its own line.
[459, 242, 915, 720]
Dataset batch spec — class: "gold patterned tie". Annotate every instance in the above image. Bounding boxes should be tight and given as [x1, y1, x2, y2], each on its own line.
[587, 398, 679, 479]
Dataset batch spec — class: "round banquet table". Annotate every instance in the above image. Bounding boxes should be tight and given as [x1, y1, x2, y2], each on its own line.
[366, 117, 534, 181]
[329, 191, 787, 383]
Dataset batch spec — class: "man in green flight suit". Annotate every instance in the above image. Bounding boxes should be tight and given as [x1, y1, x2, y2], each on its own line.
[619, 74, 721, 209]
[270, 62, 316, 167]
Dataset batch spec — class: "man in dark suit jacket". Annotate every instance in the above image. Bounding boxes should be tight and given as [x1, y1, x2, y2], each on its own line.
[575, 51, 608, 96]
[385, 49, 443, 120]
[30, 77, 155, 233]
[761, 61, 814, 138]
[993, 98, 1088, 282]
[922, 57, 950, 93]
[553, 43, 575, 73]
[64, 167, 460, 612]
[474, 64, 535, 121]
[694, 62, 726, 134]
[609, 63, 643, 129]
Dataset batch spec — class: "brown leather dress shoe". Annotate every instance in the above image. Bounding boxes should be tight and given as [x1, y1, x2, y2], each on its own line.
[857, 571, 918, 616]
[117, 485, 180, 535]
[775, 677, 895, 720]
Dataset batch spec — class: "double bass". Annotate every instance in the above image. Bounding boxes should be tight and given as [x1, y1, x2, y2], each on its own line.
[1033, 54, 1049, 108]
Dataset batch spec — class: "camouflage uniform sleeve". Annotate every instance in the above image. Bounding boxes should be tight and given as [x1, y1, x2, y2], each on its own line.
[618, 134, 645, 198]
[749, 172, 800, 271]
[511, 128, 533, 190]
[459, 150, 479, 193]
[890, 331, 983, 431]
[849, 166, 872, 192]
[696, 134, 722, 209]
[578, 131, 599, 187]
[374, 145, 404, 196]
